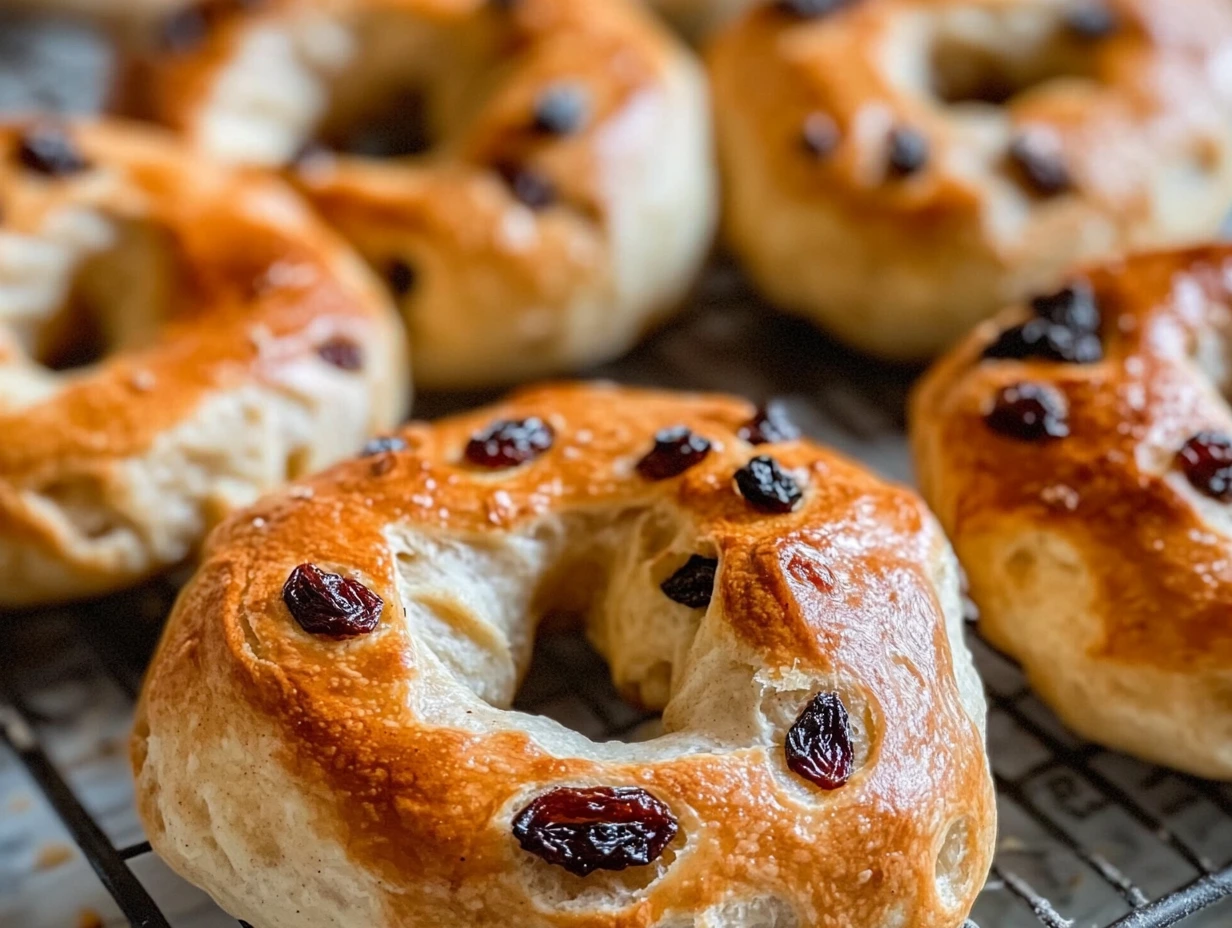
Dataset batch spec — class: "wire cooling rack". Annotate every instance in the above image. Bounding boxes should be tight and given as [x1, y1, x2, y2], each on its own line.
[2, 266, 1231, 928]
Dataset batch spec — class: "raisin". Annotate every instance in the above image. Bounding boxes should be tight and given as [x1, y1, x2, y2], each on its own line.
[317, 337, 364, 370]
[734, 456, 803, 513]
[981, 319, 1102, 364]
[738, 404, 800, 445]
[660, 555, 718, 608]
[532, 84, 589, 135]
[465, 417, 554, 468]
[785, 692, 854, 789]
[887, 126, 929, 177]
[1177, 432, 1232, 500]
[985, 382, 1069, 441]
[801, 113, 840, 159]
[777, 0, 853, 16]
[1065, 1, 1119, 39]
[1009, 133, 1072, 196]
[494, 162, 556, 210]
[282, 563, 383, 638]
[511, 786, 678, 876]
[1031, 281, 1100, 331]
[636, 427, 711, 480]
[386, 258, 416, 297]
[360, 436, 407, 457]
[159, 0, 259, 51]
[16, 126, 90, 177]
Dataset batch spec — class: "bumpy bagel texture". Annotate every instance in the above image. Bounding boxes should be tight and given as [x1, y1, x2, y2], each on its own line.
[133, 382, 994, 928]
[144, 0, 717, 388]
[710, 0, 1232, 359]
[0, 119, 408, 607]
[912, 245, 1232, 779]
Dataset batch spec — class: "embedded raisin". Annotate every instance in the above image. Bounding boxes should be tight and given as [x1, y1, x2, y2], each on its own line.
[801, 113, 840, 159]
[1009, 134, 1071, 196]
[636, 427, 711, 480]
[511, 786, 678, 876]
[785, 692, 854, 789]
[282, 563, 383, 638]
[1065, 1, 1118, 39]
[386, 258, 416, 297]
[317, 337, 364, 370]
[982, 319, 1102, 364]
[660, 555, 718, 608]
[887, 126, 929, 176]
[1178, 432, 1232, 500]
[16, 126, 89, 177]
[494, 162, 556, 210]
[465, 417, 554, 468]
[360, 436, 407, 457]
[985, 382, 1069, 441]
[738, 404, 800, 445]
[532, 84, 588, 135]
[777, 0, 853, 15]
[1031, 282, 1100, 331]
[735, 456, 803, 513]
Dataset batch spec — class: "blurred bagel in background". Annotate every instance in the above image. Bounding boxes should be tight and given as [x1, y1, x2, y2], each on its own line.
[710, 0, 1232, 360]
[143, 0, 717, 389]
[0, 118, 408, 607]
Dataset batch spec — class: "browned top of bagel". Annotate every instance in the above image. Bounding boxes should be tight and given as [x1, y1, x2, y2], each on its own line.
[912, 244, 1232, 672]
[134, 382, 993, 928]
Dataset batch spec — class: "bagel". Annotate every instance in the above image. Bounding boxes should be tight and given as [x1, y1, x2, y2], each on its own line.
[912, 245, 1232, 779]
[709, 0, 1232, 360]
[142, 0, 717, 388]
[132, 382, 995, 928]
[0, 118, 408, 608]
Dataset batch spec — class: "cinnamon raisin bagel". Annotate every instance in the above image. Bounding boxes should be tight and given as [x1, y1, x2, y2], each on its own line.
[143, 0, 717, 389]
[133, 382, 995, 928]
[912, 245, 1232, 779]
[0, 118, 408, 608]
[709, 0, 1232, 360]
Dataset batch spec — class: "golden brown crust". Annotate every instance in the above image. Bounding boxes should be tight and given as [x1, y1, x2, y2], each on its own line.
[0, 119, 409, 606]
[134, 382, 994, 928]
[710, 0, 1232, 359]
[144, 0, 717, 388]
[911, 244, 1232, 777]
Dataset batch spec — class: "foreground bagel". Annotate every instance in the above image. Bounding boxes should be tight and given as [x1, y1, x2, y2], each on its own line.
[710, 0, 1232, 359]
[133, 382, 994, 928]
[912, 245, 1232, 778]
[144, 0, 716, 388]
[0, 119, 407, 607]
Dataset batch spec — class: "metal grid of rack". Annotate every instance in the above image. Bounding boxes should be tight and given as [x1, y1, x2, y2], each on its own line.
[2, 270, 1231, 927]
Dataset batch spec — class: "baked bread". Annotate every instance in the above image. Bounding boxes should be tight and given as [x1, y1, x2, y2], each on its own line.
[144, 0, 717, 389]
[912, 245, 1232, 779]
[0, 118, 408, 607]
[709, 0, 1232, 360]
[133, 382, 994, 928]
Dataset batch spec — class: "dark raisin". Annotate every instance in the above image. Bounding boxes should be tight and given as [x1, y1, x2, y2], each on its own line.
[985, 382, 1069, 441]
[159, 0, 262, 50]
[386, 257, 416, 297]
[360, 435, 407, 457]
[636, 427, 711, 480]
[982, 319, 1102, 364]
[1009, 133, 1072, 196]
[1030, 281, 1100, 331]
[801, 112, 840, 159]
[886, 126, 929, 177]
[785, 692, 854, 789]
[532, 83, 589, 135]
[465, 417, 554, 468]
[317, 337, 364, 370]
[738, 404, 800, 445]
[282, 563, 383, 638]
[16, 126, 89, 177]
[1178, 432, 1232, 500]
[1065, 1, 1119, 39]
[511, 786, 678, 877]
[660, 555, 718, 608]
[494, 162, 556, 210]
[734, 455, 803, 513]
[776, 0, 853, 16]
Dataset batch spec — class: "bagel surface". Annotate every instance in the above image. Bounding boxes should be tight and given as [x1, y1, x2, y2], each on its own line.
[912, 245, 1232, 778]
[0, 118, 408, 607]
[710, 0, 1232, 359]
[145, 0, 717, 388]
[133, 382, 994, 928]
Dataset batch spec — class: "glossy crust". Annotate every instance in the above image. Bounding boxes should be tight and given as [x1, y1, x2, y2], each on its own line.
[133, 382, 994, 928]
[709, 0, 1232, 359]
[145, 0, 717, 388]
[912, 245, 1232, 778]
[0, 119, 408, 607]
